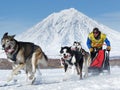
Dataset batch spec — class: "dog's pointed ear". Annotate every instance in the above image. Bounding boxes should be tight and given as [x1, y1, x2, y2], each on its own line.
[11, 35, 16, 38]
[74, 41, 76, 43]
[3, 32, 8, 38]
[60, 47, 63, 53]
[69, 47, 71, 50]
[78, 42, 81, 45]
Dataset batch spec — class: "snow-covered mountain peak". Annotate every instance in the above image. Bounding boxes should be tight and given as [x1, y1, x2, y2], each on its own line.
[15, 8, 120, 58]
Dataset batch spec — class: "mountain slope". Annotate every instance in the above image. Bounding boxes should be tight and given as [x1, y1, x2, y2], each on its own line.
[16, 8, 120, 58]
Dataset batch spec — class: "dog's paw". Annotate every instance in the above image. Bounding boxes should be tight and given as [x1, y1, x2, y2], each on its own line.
[14, 71, 21, 75]
[31, 77, 36, 84]
[27, 77, 36, 85]
[77, 72, 80, 75]
[29, 74, 34, 80]
[84, 74, 88, 78]
[7, 76, 13, 82]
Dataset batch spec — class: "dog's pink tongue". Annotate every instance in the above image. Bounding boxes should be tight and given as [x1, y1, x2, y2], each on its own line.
[71, 47, 76, 50]
[64, 55, 68, 58]
[5, 49, 8, 53]
[5, 46, 10, 53]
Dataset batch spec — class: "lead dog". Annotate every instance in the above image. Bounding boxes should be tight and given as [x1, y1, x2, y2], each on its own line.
[60, 46, 84, 79]
[1, 32, 48, 84]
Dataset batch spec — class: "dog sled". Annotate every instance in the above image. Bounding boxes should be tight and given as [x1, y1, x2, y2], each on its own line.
[88, 49, 110, 75]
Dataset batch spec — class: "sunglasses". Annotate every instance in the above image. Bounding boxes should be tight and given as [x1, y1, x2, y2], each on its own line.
[93, 32, 98, 34]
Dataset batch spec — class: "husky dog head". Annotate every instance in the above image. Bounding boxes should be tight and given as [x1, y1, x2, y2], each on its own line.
[60, 46, 73, 60]
[71, 41, 82, 51]
[1, 32, 16, 54]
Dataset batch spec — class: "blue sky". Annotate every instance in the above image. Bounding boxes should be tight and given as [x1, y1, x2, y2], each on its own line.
[0, 0, 120, 38]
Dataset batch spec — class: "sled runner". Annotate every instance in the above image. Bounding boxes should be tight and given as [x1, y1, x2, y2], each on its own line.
[88, 49, 110, 75]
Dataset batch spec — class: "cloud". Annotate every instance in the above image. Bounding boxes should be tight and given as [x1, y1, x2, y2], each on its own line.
[94, 12, 120, 32]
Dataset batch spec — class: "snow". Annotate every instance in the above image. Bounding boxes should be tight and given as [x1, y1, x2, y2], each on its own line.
[0, 7, 120, 90]
[0, 49, 6, 58]
[0, 66, 120, 90]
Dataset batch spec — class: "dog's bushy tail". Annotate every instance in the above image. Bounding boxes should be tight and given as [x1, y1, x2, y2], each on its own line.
[43, 52, 48, 61]
[39, 52, 48, 67]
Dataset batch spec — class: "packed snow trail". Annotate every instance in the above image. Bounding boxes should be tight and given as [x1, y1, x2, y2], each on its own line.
[0, 66, 120, 90]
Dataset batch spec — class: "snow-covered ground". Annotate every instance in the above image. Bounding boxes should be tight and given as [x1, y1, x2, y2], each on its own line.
[0, 66, 120, 90]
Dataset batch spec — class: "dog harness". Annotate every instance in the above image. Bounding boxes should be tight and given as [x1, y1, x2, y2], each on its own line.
[9, 42, 35, 62]
[7, 41, 20, 62]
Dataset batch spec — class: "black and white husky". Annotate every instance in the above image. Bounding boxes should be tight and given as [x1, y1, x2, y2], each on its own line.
[60, 42, 90, 80]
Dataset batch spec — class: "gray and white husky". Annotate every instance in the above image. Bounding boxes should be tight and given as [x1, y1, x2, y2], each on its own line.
[1, 32, 48, 84]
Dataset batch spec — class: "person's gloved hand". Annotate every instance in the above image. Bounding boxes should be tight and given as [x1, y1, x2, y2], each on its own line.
[89, 48, 93, 52]
[106, 46, 111, 51]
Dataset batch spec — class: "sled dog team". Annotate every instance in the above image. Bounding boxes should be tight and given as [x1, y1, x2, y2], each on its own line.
[60, 41, 91, 80]
[1, 28, 110, 84]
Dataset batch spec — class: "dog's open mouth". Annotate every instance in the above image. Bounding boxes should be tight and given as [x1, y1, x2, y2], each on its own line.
[63, 54, 71, 59]
[64, 55, 68, 59]
[71, 47, 76, 51]
[5, 45, 11, 52]
[4, 45, 14, 53]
